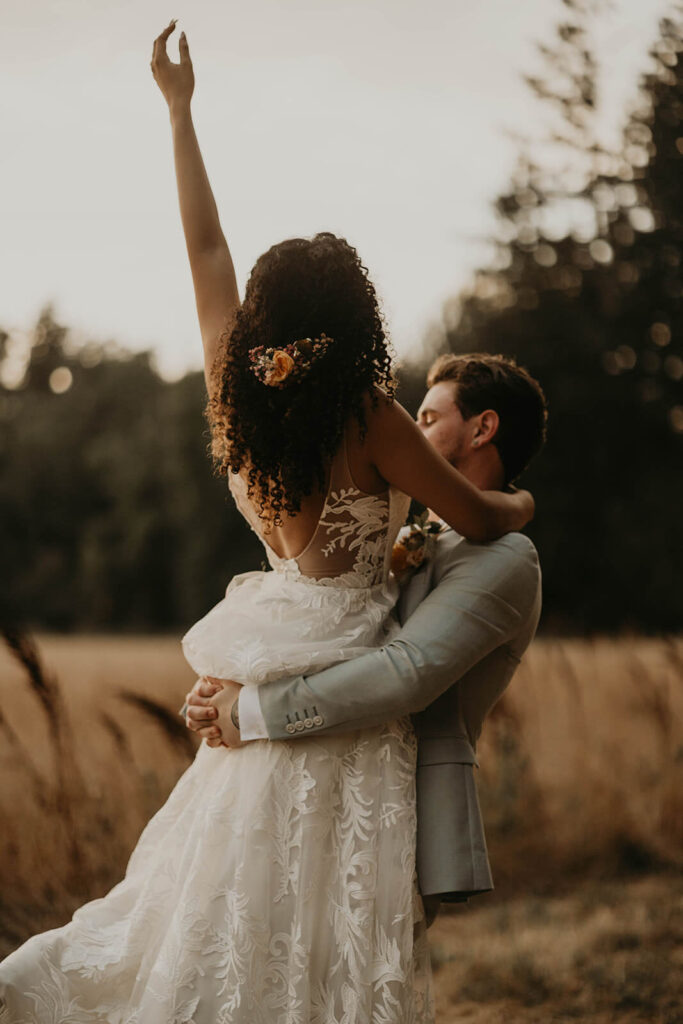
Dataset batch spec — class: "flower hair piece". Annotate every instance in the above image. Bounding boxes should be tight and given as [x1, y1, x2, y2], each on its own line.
[248, 333, 335, 387]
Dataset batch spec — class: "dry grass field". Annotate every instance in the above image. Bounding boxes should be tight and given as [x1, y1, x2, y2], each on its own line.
[431, 873, 683, 1023]
[0, 631, 682, 1021]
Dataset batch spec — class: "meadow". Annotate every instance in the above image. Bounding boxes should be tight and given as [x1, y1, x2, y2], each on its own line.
[0, 632, 681, 1022]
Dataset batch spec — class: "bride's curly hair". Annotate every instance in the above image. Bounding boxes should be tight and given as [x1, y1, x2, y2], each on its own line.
[206, 232, 396, 528]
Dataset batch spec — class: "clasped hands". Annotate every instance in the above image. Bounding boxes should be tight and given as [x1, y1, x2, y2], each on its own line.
[183, 676, 246, 749]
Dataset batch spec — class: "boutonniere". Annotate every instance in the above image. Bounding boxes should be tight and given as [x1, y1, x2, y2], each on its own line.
[391, 509, 444, 585]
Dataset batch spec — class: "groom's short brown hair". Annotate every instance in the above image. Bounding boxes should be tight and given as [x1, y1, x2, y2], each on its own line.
[426, 353, 548, 484]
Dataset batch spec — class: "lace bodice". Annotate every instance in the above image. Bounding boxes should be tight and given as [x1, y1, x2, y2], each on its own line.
[228, 427, 411, 589]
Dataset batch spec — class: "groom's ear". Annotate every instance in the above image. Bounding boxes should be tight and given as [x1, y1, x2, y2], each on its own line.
[472, 408, 499, 446]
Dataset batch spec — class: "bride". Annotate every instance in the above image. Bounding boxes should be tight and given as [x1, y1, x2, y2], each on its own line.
[0, 21, 534, 1024]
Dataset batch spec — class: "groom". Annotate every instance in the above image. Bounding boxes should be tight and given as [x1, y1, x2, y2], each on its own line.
[184, 352, 546, 925]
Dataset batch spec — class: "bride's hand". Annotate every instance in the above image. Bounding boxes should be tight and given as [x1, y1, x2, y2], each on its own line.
[150, 20, 194, 114]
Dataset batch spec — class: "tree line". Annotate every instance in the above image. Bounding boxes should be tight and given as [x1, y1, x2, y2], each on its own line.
[1, 1, 681, 634]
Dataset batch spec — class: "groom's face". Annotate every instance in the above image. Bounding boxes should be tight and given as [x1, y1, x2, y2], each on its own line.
[416, 381, 473, 467]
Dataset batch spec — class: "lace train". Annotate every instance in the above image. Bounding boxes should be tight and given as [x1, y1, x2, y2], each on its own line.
[0, 719, 434, 1023]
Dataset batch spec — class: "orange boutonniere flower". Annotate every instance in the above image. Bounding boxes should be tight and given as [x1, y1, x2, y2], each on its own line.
[390, 542, 410, 578]
[391, 510, 444, 585]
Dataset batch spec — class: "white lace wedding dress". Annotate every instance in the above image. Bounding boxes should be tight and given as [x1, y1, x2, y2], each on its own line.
[0, 425, 435, 1024]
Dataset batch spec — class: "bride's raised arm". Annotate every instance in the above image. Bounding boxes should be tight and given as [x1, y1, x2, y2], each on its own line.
[151, 20, 241, 392]
[366, 393, 534, 542]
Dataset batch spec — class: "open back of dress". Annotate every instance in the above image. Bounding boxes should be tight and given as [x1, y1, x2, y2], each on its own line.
[227, 421, 410, 588]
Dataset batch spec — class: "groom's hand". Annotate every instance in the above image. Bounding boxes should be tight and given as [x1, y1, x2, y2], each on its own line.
[185, 676, 245, 748]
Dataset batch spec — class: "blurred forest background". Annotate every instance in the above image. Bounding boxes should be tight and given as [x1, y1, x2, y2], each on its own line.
[1, 3, 682, 636]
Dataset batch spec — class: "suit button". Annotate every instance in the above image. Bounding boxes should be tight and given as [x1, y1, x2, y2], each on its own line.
[285, 723, 296, 734]
[294, 720, 305, 731]
[303, 718, 313, 728]
[312, 715, 324, 726]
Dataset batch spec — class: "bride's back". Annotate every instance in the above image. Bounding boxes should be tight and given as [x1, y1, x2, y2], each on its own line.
[229, 408, 408, 588]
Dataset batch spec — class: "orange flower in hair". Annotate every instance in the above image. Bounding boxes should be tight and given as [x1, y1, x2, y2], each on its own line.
[249, 334, 334, 387]
[264, 350, 295, 385]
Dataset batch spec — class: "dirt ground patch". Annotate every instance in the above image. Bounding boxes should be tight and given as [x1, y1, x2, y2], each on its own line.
[429, 874, 683, 1023]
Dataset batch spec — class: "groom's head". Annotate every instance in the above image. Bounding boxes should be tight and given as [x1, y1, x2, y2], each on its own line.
[417, 354, 547, 488]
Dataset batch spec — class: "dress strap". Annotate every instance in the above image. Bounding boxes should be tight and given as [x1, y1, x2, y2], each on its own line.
[227, 468, 264, 539]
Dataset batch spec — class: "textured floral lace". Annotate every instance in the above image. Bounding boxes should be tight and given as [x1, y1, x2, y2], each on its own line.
[317, 488, 389, 586]
[264, 485, 400, 590]
[0, 724, 434, 1023]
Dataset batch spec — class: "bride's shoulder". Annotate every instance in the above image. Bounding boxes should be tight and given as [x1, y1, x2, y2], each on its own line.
[361, 386, 407, 427]
[346, 388, 407, 480]
[360, 387, 416, 447]
[367, 383, 395, 406]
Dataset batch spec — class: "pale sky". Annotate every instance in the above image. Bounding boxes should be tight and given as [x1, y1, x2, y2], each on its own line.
[0, 0, 671, 381]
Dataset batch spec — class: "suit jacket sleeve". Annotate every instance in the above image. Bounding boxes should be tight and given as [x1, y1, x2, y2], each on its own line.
[257, 533, 541, 739]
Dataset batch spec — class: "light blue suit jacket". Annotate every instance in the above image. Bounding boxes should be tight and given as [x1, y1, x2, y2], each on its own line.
[256, 529, 542, 900]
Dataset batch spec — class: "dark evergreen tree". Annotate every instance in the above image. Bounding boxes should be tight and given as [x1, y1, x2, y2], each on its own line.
[433, 2, 683, 631]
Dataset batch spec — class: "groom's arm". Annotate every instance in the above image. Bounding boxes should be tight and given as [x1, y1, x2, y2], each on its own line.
[238, 533, 540, 740]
